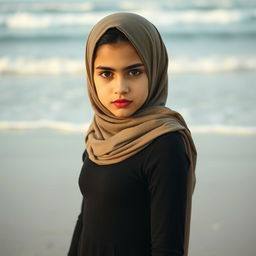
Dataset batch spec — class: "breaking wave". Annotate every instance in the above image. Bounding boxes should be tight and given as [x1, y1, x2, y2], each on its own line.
[0, 120, 255, 135]
[1, 56, 256, 75]
[1, 8, 255, 29]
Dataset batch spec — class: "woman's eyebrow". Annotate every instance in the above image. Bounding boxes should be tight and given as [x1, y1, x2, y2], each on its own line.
[95, 63, 144, 71]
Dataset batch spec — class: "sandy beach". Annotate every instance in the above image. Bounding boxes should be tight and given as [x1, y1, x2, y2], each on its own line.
[0, 130, 255, 256]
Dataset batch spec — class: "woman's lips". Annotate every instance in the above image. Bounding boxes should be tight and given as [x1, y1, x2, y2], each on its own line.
[112, 99, 132, 108]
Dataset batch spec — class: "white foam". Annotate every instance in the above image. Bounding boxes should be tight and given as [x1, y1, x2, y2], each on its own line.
[142, 9, 245, 26]
[169, 55, 256, 73]
[191, 125, 256, 135]
[1, 56, 256, 75]
[0, 120, 90, 133]
[122, 0, 246, 9]
[0, 2, 94, 12]
[0, 121, 255, 135]
[2, 8, 254, 29]
[0, 0, 247, 13]
[0, 57, 84, 75]
[3, 12, 104, 29]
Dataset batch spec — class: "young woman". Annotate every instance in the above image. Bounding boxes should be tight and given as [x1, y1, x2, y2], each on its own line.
[68, 13, 197, 256]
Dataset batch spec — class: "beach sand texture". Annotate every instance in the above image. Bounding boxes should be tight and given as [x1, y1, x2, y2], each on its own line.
[0, 130, 255, 256]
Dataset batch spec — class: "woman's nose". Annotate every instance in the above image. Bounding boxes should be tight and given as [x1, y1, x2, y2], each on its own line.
[114, 76, 129, 95]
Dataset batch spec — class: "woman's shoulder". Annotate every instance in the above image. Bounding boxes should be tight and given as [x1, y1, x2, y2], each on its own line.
[148, 131, 186, 153]
[142, 131, 189, 173]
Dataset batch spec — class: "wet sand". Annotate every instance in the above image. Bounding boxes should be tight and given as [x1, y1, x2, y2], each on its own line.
[0, 130, 255, 256]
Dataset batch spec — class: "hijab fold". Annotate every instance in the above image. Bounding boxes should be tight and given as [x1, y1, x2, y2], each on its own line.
[85, 12, 197, 256]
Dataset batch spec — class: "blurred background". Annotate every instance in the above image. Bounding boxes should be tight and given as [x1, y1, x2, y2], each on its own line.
[0, 0, 256, 255]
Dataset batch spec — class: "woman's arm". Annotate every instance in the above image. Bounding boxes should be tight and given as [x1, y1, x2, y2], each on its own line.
[145, 132, 189, 256]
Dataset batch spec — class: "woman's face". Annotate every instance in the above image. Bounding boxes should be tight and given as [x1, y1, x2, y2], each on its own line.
[93, 41, 148, 118]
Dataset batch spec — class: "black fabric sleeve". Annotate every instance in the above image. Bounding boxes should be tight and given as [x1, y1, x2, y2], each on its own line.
[67, 151, 86, 256]
[144, 132, 190, 256]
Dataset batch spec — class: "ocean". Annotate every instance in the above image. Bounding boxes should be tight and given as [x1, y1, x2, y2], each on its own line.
[0, 0, 256, 134]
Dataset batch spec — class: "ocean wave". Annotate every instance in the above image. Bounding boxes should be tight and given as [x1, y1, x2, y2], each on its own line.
[1, 12, 105, 29]
[0, 120, 89, 133]
[0, 57, 84, 75]
[169, 55, 256, 73]
[0, 120, 255, 135]
[1, 56, 256, 75]
[0, 2, 94, 12]
[191, 125, 256, 135]
[1, 28, 256, 41]
[0, 0, 255, 13]
[1, 8, 255, 29]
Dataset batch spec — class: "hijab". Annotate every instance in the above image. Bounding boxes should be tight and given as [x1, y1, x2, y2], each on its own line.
[85, 12, 197, 255]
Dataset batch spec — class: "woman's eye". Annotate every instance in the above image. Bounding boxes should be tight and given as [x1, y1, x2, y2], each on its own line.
[129, 69, 142, 76]
[100, 71, 112, 78]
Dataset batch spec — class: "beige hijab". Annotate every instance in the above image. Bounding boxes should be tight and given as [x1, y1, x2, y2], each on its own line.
[85, 12, 197, 255]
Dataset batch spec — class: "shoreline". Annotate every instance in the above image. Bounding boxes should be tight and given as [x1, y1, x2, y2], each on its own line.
[1, 122, 256, 135]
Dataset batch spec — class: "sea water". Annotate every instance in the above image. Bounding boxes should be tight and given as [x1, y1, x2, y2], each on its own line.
[0, 0, 256, 134]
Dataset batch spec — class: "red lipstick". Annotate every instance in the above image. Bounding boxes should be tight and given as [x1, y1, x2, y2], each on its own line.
[112, 99, 132, 108]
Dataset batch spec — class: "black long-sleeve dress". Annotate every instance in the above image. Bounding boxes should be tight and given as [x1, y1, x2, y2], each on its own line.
[68, 131, 189, 256]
